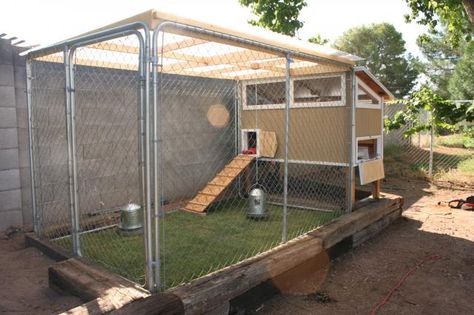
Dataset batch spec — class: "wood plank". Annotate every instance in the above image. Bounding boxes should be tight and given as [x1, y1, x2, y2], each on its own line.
[200, 184, 226, 196]
[209, 176, 234, 187]
[50, 258, 149, 315]
[109, 293, 184, 315]
[184, 203, 207, 213]
[183, 155, 255, 213]
[25, 232, 72, 262]
[308, 194, 403, 249]
[352, 208, 401, 247]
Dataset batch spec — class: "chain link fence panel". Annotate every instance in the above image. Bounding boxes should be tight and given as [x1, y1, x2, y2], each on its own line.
[384, 103, 474, 185]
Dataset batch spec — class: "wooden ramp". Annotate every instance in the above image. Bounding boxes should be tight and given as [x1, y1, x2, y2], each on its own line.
[183, 155, 255, 214]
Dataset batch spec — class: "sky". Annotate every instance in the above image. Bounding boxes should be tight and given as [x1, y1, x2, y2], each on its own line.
[0, 0, 427, 57]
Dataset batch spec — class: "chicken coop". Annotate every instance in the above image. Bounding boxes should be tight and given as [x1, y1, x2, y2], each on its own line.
[25, 9, 393, 291]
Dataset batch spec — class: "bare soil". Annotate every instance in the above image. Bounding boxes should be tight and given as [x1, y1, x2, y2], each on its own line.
[0, 231, 81, 314]
[259, 178, 474, 314]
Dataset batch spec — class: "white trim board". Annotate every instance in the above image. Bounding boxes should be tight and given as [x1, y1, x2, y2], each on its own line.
[242, 73, 346, 110]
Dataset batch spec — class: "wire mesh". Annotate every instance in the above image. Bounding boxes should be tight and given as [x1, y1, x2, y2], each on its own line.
[384, 104, 473, 181]
[30, 53, 72, 245]
[69, 34, 146, 284]
[154, 30, 351, 289]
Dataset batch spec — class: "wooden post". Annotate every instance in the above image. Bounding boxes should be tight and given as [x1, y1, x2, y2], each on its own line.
[372, 179, 381, 199]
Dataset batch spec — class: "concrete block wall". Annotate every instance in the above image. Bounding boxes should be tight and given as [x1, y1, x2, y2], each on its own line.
[0, 38, 28, 230]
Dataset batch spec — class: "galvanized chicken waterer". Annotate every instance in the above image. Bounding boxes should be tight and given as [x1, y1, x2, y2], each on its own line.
[118, 203, 143, 235]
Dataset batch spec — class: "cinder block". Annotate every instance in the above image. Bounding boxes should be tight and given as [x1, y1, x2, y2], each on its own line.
[0, 39, 13, 65]
[0, 64, 14, 86]
[0, 148, 19, 170]
[20, 184, 32, 225]
[18, 147, 30, 169]
[15, 87, 27, 108]
[0, 169, 20, 191]
[0, 108, 17, 128]
[19, 166, 31, 189]
[13, 50, 26, 68]
[0, 86, 15, 107]
[14, 66, 26, 88]
[0, 209, 23, 231]
[0, 128, 18, 149]
[0, 189, 21, 212]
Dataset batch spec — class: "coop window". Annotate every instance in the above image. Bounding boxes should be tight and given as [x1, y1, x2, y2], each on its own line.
[293, 74, 345, 107]
[356, 79, 382, 109]
[245, 80, 286, 109]
[243, 73, 346, 110]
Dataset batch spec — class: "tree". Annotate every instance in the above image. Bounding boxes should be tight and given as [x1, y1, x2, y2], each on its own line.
[239, 0, 307, 36]
[333, 23, 419, 98]
[448, 41, 474, 99]
[308, 34, 329, 45]
[404, 0, 473, 47]
[417, 30, 463, 98]
[385, 86, 474, 136]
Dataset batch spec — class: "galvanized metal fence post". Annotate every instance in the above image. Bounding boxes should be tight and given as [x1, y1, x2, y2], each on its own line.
[429, 118, 434, 178]
[348, 68, 357, 212]
[26, 59, 39, 234]
[64, 46, 81, 256]
[282, 55, 291, 243]
[151, 27, 162, 292]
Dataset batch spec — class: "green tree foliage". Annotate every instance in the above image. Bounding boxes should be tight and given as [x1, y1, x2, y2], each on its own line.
[308, 34, 329, 45]
[448, 41, 474, 99]
[385, 86, 474, 136]
[333, 23, 419, 98]
[404, 0, 473, 47]
[417, 30, 463, 98]
[239, 0, 307, 36]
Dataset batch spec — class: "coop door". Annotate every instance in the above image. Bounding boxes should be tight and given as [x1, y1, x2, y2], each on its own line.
[242, 129, 258, 155]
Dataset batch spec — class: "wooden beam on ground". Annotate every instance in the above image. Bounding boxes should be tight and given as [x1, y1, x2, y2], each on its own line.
[308, 193, 403, 249]
[25, 232, 71, 261]
[109, 293, 184, 315]
[50, 258, 149, 315]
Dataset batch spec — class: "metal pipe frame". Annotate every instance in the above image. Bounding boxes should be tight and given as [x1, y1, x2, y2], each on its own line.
[64, 46, 81, 256]
[27, 22, 154, 289]
[65, 25, 153, 290]
[151, 21, 351, 68]
[25, 59, 39, 234]
[347, 68, 357, 213]
[151, 26, 164, 293]
[281, 55, 291, 243]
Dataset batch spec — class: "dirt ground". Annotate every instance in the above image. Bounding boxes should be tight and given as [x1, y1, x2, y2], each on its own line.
[0, 177, 472, 314]
[0, 231, 81, 314]
[260, 178, 474, 314]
